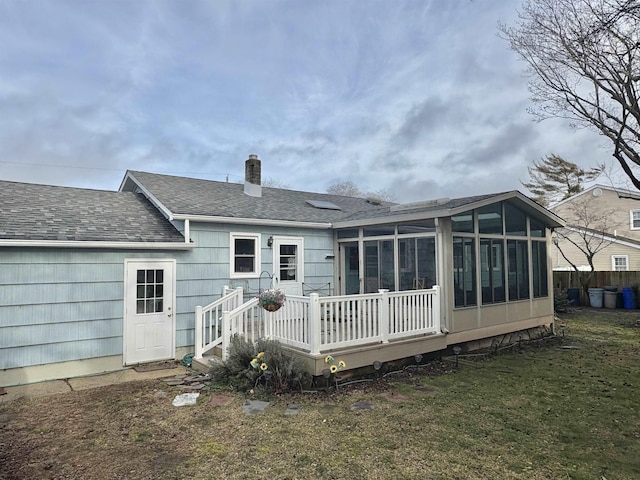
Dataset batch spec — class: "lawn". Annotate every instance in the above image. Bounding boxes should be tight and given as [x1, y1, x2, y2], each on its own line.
[1, 309, 639, 479]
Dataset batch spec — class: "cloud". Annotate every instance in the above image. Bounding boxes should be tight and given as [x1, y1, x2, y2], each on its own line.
[0, 0, 613, 202]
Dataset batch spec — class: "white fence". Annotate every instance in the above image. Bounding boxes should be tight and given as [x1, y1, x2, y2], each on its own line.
[195, 286, 441, 360]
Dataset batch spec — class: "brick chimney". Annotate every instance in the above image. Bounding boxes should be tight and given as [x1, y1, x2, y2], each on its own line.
[244, 154, 262, 197]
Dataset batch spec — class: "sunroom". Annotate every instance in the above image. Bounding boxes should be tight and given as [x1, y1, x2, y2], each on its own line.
[194, 191, 563, 374]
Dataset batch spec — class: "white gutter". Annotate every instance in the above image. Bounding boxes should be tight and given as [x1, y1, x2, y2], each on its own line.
[171, 214, 332, 229]
[0, 240, 195, 250]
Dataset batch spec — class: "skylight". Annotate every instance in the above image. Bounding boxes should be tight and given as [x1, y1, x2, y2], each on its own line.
[306, 199, 342, 211]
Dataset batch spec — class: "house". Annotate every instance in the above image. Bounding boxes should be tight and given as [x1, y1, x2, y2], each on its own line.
[0, 155, 563, 386]
[550, 184, 640, 272]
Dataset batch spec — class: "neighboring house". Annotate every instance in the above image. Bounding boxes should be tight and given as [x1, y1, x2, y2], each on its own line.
[551, 184, 640, 271]
[0, 155, 563, 386]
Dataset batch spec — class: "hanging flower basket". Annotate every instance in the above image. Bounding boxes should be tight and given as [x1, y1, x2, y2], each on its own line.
[258, 289, 286, 312]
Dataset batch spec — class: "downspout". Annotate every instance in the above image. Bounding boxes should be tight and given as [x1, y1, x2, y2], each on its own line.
[184, 219, 190, 244]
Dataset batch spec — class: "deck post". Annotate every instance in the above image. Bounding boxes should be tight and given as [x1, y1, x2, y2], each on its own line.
[234, 287, 244, 309]
[432, 285, 441, 332]
[309, 293, 322, 355]
[194, 305, 203, 359]
[379, 289, 390, 343]
[221, 310, 231, 361]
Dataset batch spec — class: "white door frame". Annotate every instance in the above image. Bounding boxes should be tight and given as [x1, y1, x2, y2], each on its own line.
[123, 259, 176, 365]
[272, 236, 304, 295]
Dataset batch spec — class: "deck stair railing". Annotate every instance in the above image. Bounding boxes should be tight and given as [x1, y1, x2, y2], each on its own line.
[198, 286, 441, 359]
[194, 286, 243, 360]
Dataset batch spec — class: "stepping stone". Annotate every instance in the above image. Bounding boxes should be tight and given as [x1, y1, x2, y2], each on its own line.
[350, 400, 375, 411]
[284, 404, 301, 416]
[210, 394, 234, 406]
[379, 392, 410, 403]
[172, 392, 200, 407]
[153, 391, 168, 399]
[181, 383, 204, 390]
[242, 399, 270, 415]
[560, 345, 583, 350]
[164, 379, 185, 386]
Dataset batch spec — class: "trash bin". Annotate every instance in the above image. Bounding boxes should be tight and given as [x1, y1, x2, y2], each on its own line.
[622, 287, 636, 309]
[588, 288, 604, 308]
[567, 288, 580, 306]
[604, 291, 617, 309]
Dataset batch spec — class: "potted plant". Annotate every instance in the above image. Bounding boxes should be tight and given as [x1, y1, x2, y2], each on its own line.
[258, 289, 286, 312]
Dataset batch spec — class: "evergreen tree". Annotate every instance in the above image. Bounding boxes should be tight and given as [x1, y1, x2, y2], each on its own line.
[521, 154, 602, 206]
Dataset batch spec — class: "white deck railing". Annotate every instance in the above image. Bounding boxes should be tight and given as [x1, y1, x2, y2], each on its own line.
[194, 286, 243, 359]
[196, 286, 441, 359]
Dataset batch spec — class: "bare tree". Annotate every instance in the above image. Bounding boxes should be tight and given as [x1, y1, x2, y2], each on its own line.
[326, 181, 396, 202]
[326, 181, 362, 197]
[522, 154, 602, 206]
[500, 0, 640, 189]
[553, 193, 620, 292]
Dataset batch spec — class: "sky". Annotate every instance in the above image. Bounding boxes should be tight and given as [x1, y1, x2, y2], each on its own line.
[0, 0, 617, 203]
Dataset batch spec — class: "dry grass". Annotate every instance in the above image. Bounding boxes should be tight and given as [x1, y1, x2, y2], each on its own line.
[1, 309, 639, 479]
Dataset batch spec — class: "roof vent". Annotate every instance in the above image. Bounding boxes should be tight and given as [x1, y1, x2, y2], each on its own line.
[366, 197, 382, 205]
[306, 199, 342, 210]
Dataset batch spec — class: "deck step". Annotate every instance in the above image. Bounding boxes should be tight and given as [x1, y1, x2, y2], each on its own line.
[191, 355, 221, 373]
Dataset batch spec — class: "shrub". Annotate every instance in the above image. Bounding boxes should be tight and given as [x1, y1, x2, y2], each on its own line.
[210, 335, 311, 394]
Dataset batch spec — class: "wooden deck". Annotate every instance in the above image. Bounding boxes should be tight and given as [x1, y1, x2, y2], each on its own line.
[194, 286, 443, 375]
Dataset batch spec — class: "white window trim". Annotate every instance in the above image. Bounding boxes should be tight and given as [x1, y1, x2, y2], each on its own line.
[230, 233, 261, 278]
[630, 210, 640, 230]
[611, 255, 629, 271]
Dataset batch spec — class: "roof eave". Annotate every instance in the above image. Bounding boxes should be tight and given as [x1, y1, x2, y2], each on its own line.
[0, 240, 195, 250]
[172, 213, 332, 229]
[335, 191, 565, 229]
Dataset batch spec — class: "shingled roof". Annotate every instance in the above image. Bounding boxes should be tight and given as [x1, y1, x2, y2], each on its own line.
[121, 171, 563, 228]
[0, 180, 186, 243]
[121, 171, 391, 224]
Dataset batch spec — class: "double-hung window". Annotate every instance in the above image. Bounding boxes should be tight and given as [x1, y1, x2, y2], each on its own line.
[612, 255, 629, 271]
[230, 233, 261, 278]
[631, 210, 640, 230]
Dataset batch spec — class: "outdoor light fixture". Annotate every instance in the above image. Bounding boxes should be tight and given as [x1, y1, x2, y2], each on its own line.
[267, 236, 273, 247]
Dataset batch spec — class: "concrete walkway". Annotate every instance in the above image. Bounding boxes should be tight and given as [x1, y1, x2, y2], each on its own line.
[0, 366, 188, 403]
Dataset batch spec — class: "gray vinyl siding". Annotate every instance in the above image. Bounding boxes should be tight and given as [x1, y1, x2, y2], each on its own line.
[0, 223, 334, 370]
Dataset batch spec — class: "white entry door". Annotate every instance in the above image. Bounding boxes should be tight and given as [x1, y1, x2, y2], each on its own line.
[273, 237, 304, 295]
[124, 259, 175, 365]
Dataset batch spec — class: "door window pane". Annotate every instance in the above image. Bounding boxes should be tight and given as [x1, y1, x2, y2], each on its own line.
[279, 244, 297, 281]
[136, 269, 164, 314]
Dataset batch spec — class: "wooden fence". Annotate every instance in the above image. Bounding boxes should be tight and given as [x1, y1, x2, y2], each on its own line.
[553, 271, 640, 307]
